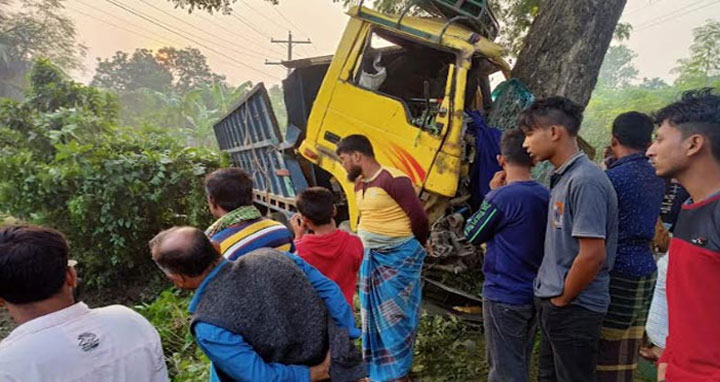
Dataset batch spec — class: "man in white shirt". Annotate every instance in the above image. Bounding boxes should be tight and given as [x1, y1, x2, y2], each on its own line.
[0, 225, 168, 382]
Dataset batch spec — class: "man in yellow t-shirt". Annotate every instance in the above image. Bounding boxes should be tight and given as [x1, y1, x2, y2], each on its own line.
[336, 134, 428, 382]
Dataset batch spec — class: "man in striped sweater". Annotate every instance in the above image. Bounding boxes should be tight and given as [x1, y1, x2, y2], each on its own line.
[204, 168, 294, 260]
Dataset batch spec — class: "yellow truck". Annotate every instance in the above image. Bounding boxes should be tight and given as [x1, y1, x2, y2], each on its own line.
[214, 1, 528, 321]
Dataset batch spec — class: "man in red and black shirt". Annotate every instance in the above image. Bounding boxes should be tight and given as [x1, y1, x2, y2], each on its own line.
[646, 88, 720, 381]
[336, 135, 429, 382]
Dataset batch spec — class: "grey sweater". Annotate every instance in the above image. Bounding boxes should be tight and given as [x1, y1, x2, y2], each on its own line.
[191, 248, 329, 367]
[190, 248, 366, 381]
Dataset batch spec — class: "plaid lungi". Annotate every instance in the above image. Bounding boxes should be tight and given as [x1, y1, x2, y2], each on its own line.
[360, 238, 426, 382]
[597, 272, 657, 382]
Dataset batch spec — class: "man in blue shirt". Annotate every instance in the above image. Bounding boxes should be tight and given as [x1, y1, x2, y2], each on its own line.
[149, 226, 363, 382]
[596, 112, 665, 382]
[464, 128, 549, 382]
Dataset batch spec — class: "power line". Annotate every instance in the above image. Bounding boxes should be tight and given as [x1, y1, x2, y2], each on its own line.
[238, 0, 288, 32]
[266, 31, 311, 76]
[133, 0, 270, 59]
[66, 4, 174, 47]
[636, 0, 720, 31]
[624, 0, 669, 17]
[68, 2, 259, 79]
[103, 0, 282, 80]
[230, 13, 273, 40]
[103, 0, 264, 62]
[190, 12, 285, 55]
[269, 5, 312, 40]
[73, 0, 182, 46]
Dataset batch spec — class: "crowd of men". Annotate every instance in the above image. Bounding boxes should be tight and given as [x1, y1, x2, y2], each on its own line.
[0, 88, 718, 382]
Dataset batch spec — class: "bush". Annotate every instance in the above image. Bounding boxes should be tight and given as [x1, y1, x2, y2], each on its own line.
[136, 288, 210, 381]
[412, 313, 486, 381]
[0, 60, 227, 287]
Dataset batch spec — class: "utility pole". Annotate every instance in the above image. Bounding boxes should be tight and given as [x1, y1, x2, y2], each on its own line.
[265, 31, 312, 76]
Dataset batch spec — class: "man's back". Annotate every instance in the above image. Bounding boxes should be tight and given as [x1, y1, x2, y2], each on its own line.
[296, 229, 364, 308]
[605, 153, 664, 277]
[0, 303, 167, 382]
[210, 217, 294, 260]
[191, 249, 328, 366]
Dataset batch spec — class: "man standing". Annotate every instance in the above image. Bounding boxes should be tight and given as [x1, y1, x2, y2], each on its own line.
[0, 225, 168, 382]
[520, 97, 619, 382]
[150, 226, 365, 382]
[336, 134, 429, 382]
[463, 128, 549, 382]
[204, 168, 294, 259]
[596, 112, 665, 381]
[646, 88, 720, 381]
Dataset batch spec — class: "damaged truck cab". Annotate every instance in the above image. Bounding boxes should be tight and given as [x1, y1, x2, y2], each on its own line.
[298, 6, 510, 229]
[214, 2, 514, 322]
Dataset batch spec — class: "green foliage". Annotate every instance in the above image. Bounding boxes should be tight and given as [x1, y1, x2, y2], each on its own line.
[92, 49, 174, 94]
[412, 314, 486, 381]
[0, 0, 86, 71]
[156, 47, 227, 95]
[167, 0, 277, 14]
[491, 0, 539, 56]
[117, 81, 253, 148]
[582, 79, 720, 159]
[136, 289, 210, 381]
[0, 59, 227, 287]
[597, 45, 639, 90]
[582, 30, 720, 158]
[673, 20, 720, 86]
[1, 0, 86, 99]
[92, 46, 248, 148]
[268, 84, 287, 131]
[92, 47, 226, 95]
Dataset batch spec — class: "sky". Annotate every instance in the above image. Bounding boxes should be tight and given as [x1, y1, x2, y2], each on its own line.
[59, 0, 720, 87]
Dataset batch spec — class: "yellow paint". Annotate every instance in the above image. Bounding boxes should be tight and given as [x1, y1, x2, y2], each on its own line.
[299, 6, 510, 230]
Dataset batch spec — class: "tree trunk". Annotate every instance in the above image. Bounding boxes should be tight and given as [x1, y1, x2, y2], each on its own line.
[512, 0, 628, 107]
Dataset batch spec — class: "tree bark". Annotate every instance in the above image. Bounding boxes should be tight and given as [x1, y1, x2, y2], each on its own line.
[512, 0, 628, 107]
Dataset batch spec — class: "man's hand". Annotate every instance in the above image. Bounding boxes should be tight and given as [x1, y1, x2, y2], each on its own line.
[550, 295, 571, 308]
[290, 213, 307, 239]
[658, 362, 667, 381]
[309, 352, 331, 381]
[489, 170, 507, 190]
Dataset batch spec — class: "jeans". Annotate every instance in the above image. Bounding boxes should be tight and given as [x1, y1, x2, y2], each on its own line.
[536, 297, 605, 382]
[483, 299, 537, 382]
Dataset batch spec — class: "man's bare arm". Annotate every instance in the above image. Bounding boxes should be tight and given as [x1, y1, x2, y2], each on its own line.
[551, 237, 606, 307]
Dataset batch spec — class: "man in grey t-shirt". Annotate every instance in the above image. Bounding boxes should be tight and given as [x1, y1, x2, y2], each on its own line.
[520, 96, 619, 382]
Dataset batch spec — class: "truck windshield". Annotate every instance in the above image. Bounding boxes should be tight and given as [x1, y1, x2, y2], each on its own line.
[351, 28, 456, 131]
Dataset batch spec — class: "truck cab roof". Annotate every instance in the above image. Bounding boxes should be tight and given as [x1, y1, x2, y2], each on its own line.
[348, 6, 506, 68]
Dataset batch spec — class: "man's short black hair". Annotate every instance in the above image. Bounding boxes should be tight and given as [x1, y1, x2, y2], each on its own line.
[336, 134, 375, 157]
[654, 88, 720, 161]
[0, 225, 69, 304]
[205, 168, 254, 212]
[500, 128, 533, 166]
[612, 111, 655, 150]
[518, 96, 585, 137]
[296, 187, 335, 225]
[149, 227, 220, 277]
